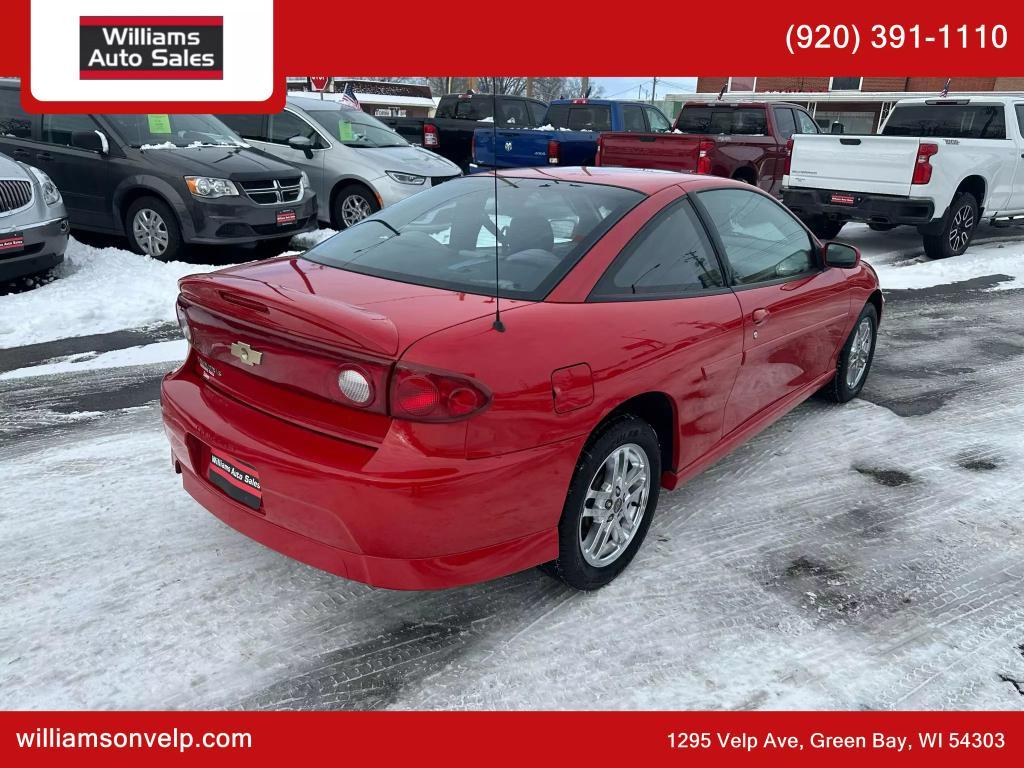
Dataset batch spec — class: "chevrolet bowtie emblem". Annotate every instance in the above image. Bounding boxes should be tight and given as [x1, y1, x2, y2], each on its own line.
[230, 341, 263, 366]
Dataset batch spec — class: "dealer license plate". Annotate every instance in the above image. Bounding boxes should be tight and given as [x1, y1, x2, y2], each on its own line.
[830, 193, 856, 206]
[0, 233, 25, 253]
[276, 209, 297, 226]
[208, 452, 262, 510]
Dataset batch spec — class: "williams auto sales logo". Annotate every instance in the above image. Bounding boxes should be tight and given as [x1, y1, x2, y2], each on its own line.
[28, 0, 276, 109]
[79, 16, 224, 80]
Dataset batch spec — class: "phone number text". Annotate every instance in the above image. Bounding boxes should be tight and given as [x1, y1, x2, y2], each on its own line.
[785, 24, 1008, 55]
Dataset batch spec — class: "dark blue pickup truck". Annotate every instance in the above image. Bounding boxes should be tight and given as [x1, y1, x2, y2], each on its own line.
[470, 98, 673, 170]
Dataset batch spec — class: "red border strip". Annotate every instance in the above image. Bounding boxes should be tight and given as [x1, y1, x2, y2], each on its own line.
[79, 16, 224, 26]
[79, 70, 223, 80]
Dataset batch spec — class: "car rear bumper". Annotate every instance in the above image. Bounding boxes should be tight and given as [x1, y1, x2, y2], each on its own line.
[0, 216, 69, 282]
[183, 191, 319, 245]
[783, 187, 936, 226]
[161, 362, 575, 590]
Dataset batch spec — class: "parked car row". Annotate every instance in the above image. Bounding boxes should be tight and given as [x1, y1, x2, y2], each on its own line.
[0, 82, 461, 282]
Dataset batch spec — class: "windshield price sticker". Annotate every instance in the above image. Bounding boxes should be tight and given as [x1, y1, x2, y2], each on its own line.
[786, 23, 1008, 55]
[148, 114, 172, 134]
[339, 122, 355, 141]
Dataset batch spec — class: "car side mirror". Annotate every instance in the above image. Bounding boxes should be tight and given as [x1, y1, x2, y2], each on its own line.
[830, 122, 845, 134]
[824, 241, 860, 269]
[71, 130, 108, 154]
[288, 135, 315, 158]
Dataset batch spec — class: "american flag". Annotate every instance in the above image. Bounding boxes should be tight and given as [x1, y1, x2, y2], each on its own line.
[338, 82, 361, 110]
[940, 78, 951, 97]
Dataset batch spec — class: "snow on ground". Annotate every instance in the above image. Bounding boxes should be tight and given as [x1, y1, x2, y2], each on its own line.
[843, 222, 1024, 291]
[0, 238, 236, 350]
[0, 340, 186, 381]
[290, 228, 339, 250]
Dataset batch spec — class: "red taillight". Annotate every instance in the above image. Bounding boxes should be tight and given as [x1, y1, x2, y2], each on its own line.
[696, 138, 714, 174]
[783, 138, 794, 175]
[389, 364, 491, 423]
[912, 142, 938, 185]
[547, 139, 560, 165]
[423, 123, 440, 148]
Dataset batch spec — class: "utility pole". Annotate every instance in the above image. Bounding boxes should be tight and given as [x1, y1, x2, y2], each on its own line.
[446, 76, 452, 95]
[467, 76, 478, 92]
[581, 76, 589, 98]
[637, 83, 643, 100]
[526, 77, 534, 98]
[651, 76, 658, 104]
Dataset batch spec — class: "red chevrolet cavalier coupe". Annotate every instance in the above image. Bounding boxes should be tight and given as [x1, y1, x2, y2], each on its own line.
[162, 167, 881, 591]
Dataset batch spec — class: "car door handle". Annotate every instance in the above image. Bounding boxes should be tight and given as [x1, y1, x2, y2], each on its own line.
[752, 308, 770, 324]
[36, 152, 54, 161]
[11, 148, 32, 157]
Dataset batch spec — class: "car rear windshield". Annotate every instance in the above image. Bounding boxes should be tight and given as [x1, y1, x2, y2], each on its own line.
[545, 104, 612, 132]
[106, 114, 245, 148]
[675, 107, 767, 135]
[882, 104, 1007, 139]
[305, 108, 408, 147]
[303, 176, 644, 301]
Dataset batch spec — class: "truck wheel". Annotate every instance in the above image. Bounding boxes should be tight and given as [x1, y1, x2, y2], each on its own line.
[807, 217, 844, 240]
[867, 223, 897, 232]
[540, 415, 661, 591]
[126, 197, 183, 262]
[922, 192, 978, 259]
[332, 183, 380, 230]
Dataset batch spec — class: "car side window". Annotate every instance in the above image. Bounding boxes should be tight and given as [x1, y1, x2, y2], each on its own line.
[795, 110, 819, 134]
[698, 188, 816, 285]
[645, 107, 673, 133]
[591, 198, 724, 299]
[269, 111, 320, 146]
[773, 107, 797, 140]
[1016, 105, 1024, 138]
[41, 114, 100, 147]
[218, 114, 266, 141]
[500, 100, 529, 126]
[0, 89, 33, 139]
[527, 100, 547, 127]
[622, 104, 646, 133]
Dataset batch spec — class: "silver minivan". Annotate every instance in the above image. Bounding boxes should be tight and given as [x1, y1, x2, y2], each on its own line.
[219, 96, 461, 229]
[0, 151, 69, 283]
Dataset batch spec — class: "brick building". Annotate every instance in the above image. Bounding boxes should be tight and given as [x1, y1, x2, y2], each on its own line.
[679, 77, 1024, 133]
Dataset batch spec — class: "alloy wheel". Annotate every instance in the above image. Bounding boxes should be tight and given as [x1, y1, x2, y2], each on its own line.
[341, 194, 373, 227]
[845, 317, 873, 389]
[132, 208, 169, 258]
[578, 443, 651, 567]
[948, 204, 975, 252]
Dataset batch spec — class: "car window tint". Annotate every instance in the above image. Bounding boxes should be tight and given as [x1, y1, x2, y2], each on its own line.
[304, 176, 643, 301]
[773, 108, 797, 140]
[42, 114, 98, 146]
[795, 110, 819, 134]
[698, 188, 816, 285]
[592, 199, 724, 299]
[0, 89, 33, 139]
[527, 101, 547, 126]
[218, 114, 265, 141]
[676, 107, 765, 135]
[645, 107, 673, 133]
[883, 104, 1007, 139]
[550, 105, 611, 132]
[622, 105, 646, 132]
[501, 100, 529, 126]
[453, 98, 493, 121]
[269, 111, 319, 145]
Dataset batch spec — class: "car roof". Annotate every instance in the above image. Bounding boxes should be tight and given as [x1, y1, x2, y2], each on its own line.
[493, 166, 746, 195]
[287, 94, 361, 112]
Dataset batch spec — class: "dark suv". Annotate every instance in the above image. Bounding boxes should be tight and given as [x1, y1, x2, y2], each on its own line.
[0, 83, 318, 261]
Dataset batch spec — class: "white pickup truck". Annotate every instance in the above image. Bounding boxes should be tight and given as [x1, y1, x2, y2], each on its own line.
[782, 95, 1024, 258]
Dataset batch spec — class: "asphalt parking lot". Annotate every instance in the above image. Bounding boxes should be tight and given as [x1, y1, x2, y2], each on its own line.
[2, 224, 1023, 710]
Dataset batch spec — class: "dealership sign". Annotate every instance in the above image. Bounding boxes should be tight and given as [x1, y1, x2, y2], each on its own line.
[79, 16, 224, 80]
[27, 0, 279, 112]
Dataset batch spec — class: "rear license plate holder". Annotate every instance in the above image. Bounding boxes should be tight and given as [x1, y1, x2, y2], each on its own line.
[0, 232, 25, 253]
[830, 193, 856, 206]
[208, 452, 262, 510]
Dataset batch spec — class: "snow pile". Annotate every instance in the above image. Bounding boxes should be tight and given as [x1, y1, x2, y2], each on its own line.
[290, 228, 338, 250]
[0, 340, 187, 381]
[138, 142, 178, 150]
[0, 238, 234, 349]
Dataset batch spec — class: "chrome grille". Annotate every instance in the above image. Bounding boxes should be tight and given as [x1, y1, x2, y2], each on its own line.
[0, 179, 33, 214]
[238, 177, 303, 205]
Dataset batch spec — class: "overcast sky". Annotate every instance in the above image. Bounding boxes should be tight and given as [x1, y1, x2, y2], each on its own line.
[591, 77, 697, 100]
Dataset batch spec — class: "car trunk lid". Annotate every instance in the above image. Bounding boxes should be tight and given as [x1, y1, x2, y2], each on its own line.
[597, 132, 701, 172]
[787, 134, 922, 196]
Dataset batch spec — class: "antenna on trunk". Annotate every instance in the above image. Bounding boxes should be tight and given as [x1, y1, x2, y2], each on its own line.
[491, 76, 505, 332]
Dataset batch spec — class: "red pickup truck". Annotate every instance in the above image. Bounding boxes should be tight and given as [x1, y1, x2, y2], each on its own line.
[596, 101, 821, 196]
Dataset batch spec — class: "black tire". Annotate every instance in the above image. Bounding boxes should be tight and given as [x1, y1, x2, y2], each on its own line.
[922, 192, 978, 259]
[867, 222, 897, 232]
[541, 415, 662, 590]
[824, 303, 878, 403]
[332, 183, 380, 230]
[125, 196, 183, 262]
[806, 217, 844, 240]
